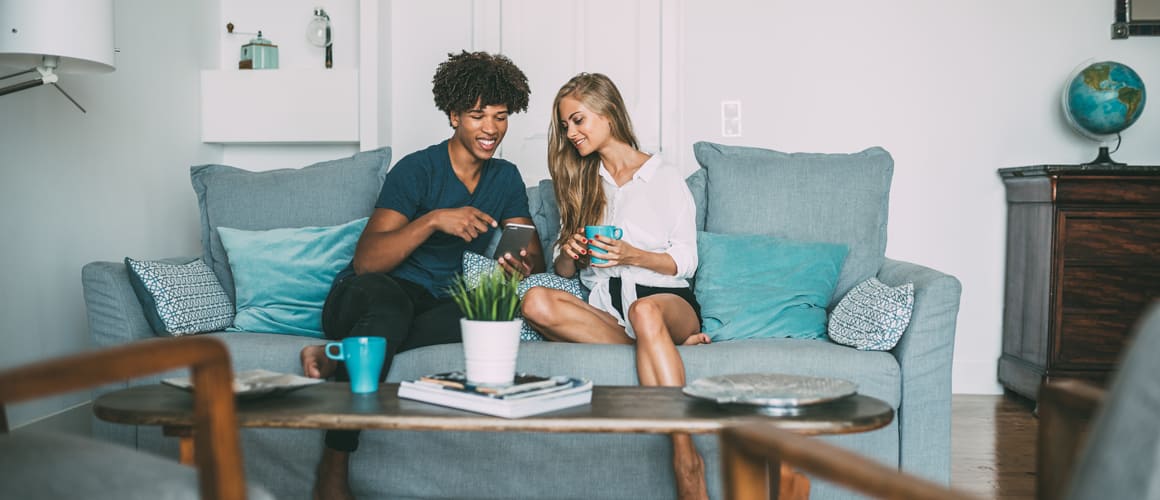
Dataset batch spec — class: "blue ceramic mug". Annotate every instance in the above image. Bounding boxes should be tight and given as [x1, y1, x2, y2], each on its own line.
[325, 337, 387, 393]
[585, 225, 624, 265]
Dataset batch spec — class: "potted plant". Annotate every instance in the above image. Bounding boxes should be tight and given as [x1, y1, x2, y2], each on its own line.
[448, 268, 523, 386]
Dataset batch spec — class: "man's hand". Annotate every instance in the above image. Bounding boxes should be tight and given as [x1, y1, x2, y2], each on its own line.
[432, 207, 497, 242]
[497, 249, 536, 279]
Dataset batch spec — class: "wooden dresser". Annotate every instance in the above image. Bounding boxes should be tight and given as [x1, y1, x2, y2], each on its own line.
[998, 164, 1160, 400]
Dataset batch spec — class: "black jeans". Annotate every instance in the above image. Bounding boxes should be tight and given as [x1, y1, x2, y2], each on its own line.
[321, 273, 462, 452]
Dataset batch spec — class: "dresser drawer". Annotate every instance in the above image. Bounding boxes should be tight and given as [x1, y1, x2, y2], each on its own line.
[1054, 311, 1133, 368]
[1055, 177, 1160, 204]
[1060, 212, 1160, 264]
[1054, 266, 1160, 369]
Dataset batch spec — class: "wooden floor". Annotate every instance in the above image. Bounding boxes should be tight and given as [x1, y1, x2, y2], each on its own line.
[951, 393, 1038, 499]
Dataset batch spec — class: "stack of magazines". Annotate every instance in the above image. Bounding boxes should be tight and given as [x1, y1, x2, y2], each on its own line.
[397, 371, 593, 418]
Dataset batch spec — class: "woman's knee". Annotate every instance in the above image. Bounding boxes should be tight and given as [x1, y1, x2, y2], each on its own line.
[628, 298, 665, 337]
[520, 286, 553, 323]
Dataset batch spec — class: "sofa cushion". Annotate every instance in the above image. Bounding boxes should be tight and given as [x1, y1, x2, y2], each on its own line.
[385, 338, 901, 409]
[527, 180, 561, 272]
[0, 431, 273, 500]
[218, 217, 368, 338]
[124, 257, 233, 336]
[190, 147, 391, 302]
[692, 142, 893, 301]
[828, 277, 915, 351]
[695, 232, 847, 341]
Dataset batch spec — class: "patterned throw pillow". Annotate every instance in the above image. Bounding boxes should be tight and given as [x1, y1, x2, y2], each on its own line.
[461, 251, 587, 342]
[125, 257, 234, 336]
[462, 250, 499, 289]
[827, 278, 915, 351]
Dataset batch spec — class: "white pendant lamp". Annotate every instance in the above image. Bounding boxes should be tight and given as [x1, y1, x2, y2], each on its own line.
[0, 0, 116, 113]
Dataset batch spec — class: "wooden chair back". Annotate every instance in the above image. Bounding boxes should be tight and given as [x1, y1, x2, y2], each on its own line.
[0, 336, 246, 500]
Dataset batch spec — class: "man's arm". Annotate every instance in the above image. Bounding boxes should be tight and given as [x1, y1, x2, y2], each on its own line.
[352, 207, 498, 275]
[496, 216, 546, 277]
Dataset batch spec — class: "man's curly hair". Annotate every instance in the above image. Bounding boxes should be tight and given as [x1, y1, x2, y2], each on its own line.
[432, 51, 530, 115]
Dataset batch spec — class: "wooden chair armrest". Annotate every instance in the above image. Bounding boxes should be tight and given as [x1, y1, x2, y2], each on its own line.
[0, 336, 245, 500]
[720, 423, 977, 500]
[1036, 378, 1105, 500]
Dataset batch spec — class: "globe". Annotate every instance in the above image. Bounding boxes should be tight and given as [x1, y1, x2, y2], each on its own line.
[1063, 61, 1146, 145]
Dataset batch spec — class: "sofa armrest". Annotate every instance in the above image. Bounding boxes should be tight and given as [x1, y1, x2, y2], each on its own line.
[82, 260, 159, 349]
[876, 258, 962, 485]
[82, 259, 168, 448]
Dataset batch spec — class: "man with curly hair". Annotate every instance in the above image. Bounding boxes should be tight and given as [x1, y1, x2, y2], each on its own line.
[299, 50, 543, 500]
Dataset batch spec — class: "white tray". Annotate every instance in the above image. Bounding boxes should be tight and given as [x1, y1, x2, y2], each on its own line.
[683, 373, 857, 407]
[163, 369, 323, 399]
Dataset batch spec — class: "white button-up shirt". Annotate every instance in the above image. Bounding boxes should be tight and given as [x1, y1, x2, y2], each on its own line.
[570, 154, 698, 338]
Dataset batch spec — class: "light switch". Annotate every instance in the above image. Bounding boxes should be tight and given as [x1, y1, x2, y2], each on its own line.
[721, 100, 741, 137]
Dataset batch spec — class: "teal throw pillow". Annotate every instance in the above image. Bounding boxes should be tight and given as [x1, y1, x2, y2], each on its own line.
[692, 142, 892, 302]
[694, 232, 847, 341]
[125, 257, 233, 336]
[827, 277, 915, 350]
[461, 251, 587, 342]
[191, 147, 390, 304]
[218, 217, 369, 337]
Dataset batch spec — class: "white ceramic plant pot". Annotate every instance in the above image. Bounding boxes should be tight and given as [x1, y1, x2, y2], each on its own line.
[460, 318, 522, 386]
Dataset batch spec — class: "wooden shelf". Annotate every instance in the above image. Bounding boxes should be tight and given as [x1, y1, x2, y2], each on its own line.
[200, 69, 359, 144]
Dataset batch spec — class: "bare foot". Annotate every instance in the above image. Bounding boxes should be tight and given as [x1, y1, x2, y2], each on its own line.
[312, 447, 354, 500]
[301, 345, 338, 379]
[673, 442, 708, 500]
[682, 333, 711, 346]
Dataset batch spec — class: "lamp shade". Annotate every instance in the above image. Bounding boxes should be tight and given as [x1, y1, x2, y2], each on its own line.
[0, 0, 115, 73]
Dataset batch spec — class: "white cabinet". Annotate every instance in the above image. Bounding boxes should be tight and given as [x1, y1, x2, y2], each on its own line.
[199, 0, 674, 159]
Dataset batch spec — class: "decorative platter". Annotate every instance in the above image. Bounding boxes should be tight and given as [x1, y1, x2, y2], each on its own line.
[163, 369, 323, 400]
[682, 373, 857, 407]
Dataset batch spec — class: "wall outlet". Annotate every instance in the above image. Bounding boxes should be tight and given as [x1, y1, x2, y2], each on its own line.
[721, 100, 741, 137]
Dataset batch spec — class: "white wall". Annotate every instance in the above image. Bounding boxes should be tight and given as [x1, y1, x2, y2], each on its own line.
[5, 1, 1160, 426]
[675, 1, 1160, 393]
[385, 0, 475, 163]
[0, 0, 221, 426]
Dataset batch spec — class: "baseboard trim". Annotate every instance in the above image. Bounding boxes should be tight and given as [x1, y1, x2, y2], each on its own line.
[12, 400, 93, 436]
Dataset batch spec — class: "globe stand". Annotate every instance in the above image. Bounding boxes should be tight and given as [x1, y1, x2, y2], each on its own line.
[1085, 146, 1126, 167]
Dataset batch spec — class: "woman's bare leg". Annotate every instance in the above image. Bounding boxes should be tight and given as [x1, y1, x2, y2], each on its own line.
[627, 295, 708, 500]
[521, 287, 632, 344]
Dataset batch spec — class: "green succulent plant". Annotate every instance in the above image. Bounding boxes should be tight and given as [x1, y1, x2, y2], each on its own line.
[447, 268, 522, 321]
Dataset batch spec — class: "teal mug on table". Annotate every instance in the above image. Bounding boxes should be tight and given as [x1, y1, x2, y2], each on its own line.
[325, 337, 387, 393]
[585, 225, 624, 265]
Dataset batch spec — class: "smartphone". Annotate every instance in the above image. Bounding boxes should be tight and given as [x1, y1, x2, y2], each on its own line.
[483, 223, 537, 260]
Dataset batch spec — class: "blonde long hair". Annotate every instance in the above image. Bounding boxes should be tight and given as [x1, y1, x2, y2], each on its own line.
[547, 73, 640, 252]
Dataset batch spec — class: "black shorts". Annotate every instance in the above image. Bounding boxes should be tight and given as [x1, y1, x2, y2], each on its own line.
[608, 277, 703, 330]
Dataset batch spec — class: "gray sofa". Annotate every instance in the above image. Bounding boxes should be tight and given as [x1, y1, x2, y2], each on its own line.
[82, 143, 961, 500]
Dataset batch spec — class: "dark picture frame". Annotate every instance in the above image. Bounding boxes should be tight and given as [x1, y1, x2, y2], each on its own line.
[1113, 0, 1160, 38]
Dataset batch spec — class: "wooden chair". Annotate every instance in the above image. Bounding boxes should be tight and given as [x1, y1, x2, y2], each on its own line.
[0, 336, 264, 500]
[720, 302, 1160, 500]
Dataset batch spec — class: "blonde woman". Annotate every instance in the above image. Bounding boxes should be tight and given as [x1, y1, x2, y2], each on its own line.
[521, 73, 710, 500]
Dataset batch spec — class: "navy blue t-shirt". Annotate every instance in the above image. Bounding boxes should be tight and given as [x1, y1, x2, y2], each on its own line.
[368, 140, 530, 297]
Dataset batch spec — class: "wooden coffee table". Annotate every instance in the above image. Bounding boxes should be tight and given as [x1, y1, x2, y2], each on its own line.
[95, 382, 894, 499]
